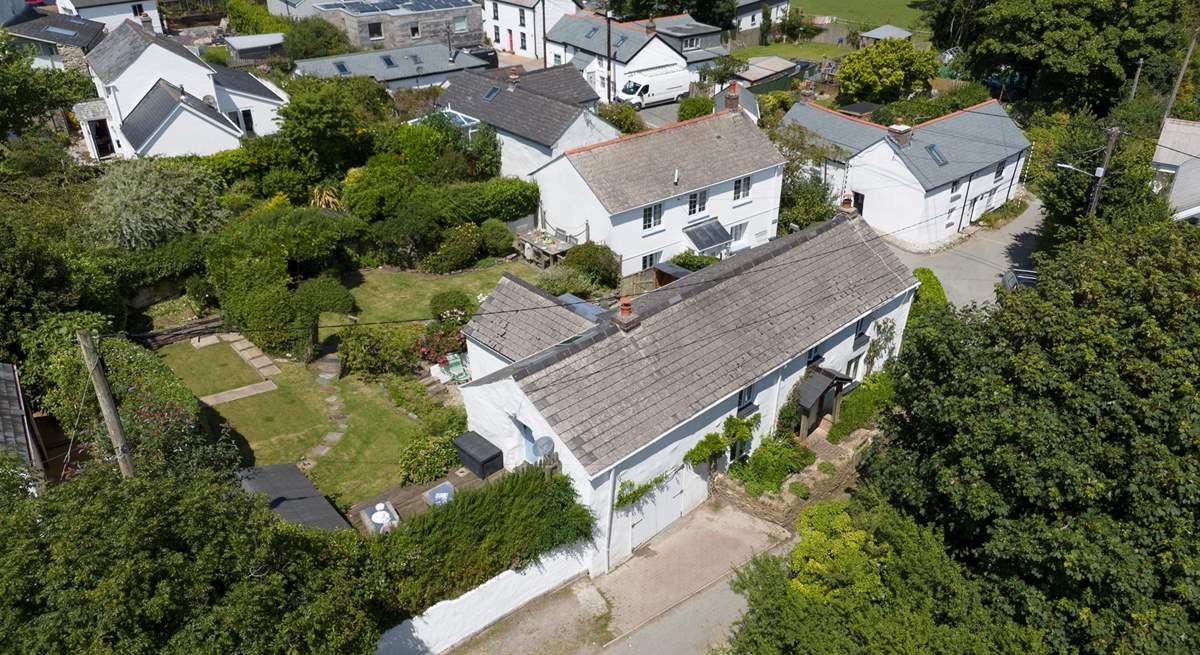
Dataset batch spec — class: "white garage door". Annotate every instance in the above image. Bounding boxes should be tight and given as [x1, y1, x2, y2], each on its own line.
[630, 470, 685, 550]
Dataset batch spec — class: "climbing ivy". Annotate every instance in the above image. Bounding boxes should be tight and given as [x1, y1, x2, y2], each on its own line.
[614, 472, 669, 509]
[683, 413, 761, 467]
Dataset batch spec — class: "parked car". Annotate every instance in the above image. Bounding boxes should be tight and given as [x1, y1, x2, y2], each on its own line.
[1002, 268, 1038, 289]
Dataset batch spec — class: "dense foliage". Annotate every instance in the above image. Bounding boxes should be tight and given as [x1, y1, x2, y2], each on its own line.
[677, 95, 714, 121]
[533, 265, 601, 298]
[422, 223, 484, 273]
[0, 216, 79, 359]
[870, 82, 991, 126]
[339, 324, 425, 377]
[909, 267, 947, 322]
[562, 242, 621, 288]
[669, 250, 719, 271]
[864, 218, 1200, 652]
[226, 0, 291, 34]
[724, 494, 1046, 654]
[283, 16, 353, 60]
[294, 275, 356, 316]
[85, 158, 227, 250]
[768, 123, 838, 232]
[825, 372, 894, 443]
[480, 218, 514, 256]
[598, 102, 646, 134]
[728, 433, 816, 497]
[428, 290, 475, 324]
[0, 32, 93, 136]
[837, 39, 938, 103]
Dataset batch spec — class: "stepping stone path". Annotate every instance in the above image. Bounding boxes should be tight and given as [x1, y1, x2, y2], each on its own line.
[300, 353, 350, 471]
[190, 333, 282, 405]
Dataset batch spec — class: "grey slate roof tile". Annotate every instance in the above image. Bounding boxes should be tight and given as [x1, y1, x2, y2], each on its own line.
[1169, 157, 1200, 213]
[479, 214, 915, 476]
[122, 79, 238, 151]
[0, 364, 35, 467]
[463, 274, 596, 362]
[564, 111, 785, 214]
[294, 44, 486, 84]
[1155, 118, 1200, 168]
[484, 64, 599, 106]
[435, 69, 584, 147]
[546, 13, 653, 63]
[211, 64, 282, 101]
[87, 20, 210, 84]
[5, 8, 105, 50]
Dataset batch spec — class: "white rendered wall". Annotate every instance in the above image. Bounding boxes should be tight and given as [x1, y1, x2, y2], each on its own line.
[214, 84, 287, 136]
[375, 542, 595, 654]
[734, 1, 787, 31]
[464, 337, 511, 380]
[532, 156, 608, 241]
[62, 0, 164, 33]
[105, 45, 214, 121]
[500, 112, 619, 179]
[139, 108, 242, 156]
[483, 0, 540, 57]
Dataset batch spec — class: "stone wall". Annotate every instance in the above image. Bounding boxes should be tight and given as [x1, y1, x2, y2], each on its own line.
[59, 45, 89, 73]
[320, 7, 483, 50]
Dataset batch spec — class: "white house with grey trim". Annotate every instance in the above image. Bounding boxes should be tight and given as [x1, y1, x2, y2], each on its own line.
[460, 212, 917, 575]
[57, 0, 164, 34]
[733, 0, 788, 32]
[782, 98, 1030, 250]
[531, 110, 784, 276]
[74, 21, 287, 160]
[482, 0, 580, 60]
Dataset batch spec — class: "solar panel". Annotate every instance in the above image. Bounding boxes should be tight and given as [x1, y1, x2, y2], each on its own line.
[926, 144, 948, 166]
[381, 55, 395, 67]
[585, 27, 599, 38]
[334, 61, 349, 74]
[45, 26, 78, 36]
[483, 86, 500, 102]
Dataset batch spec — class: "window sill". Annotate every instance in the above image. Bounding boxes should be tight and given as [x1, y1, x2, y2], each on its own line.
[369, 37, 384, 41]
[641, 227, 666, 237]
[736, 402, 760, 418]
[732, 197, 753, 208]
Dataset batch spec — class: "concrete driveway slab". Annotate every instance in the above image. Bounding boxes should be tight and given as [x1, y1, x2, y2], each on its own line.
[636, 101, 681, 128]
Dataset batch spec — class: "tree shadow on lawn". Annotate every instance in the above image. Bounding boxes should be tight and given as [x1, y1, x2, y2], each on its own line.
[201, 404, 256, 468]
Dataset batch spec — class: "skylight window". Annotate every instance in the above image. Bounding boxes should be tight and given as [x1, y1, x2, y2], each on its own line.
[926, 144, 948, 166]
[483, 86, 500, 102]
[334, 61, 349, 75]
[45, 26, 78, 36]
[585, 27, 599, 38]
[614, 35, 627, 47]
[381, 55, 395, 67]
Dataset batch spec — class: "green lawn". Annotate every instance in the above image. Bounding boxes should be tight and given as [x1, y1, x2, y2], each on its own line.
[208, 362, 334, 466]
[792, 0, 923, 31]
[159, 341, 263, 397]
[308, 376, 423, 504]
[733, 40, 848, 62]
[346, 260, 538, 323]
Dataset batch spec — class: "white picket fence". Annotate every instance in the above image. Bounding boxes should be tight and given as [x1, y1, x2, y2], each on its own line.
[375, 542, 596, 654]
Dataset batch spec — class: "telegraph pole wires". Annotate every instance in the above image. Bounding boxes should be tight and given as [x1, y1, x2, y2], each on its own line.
[1087, 127, 1121, 218]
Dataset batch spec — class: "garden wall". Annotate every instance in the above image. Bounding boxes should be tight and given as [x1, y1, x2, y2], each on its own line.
[375, 541, 596, 654]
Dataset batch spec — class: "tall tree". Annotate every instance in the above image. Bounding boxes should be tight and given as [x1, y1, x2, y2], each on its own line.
[283, 16, 354, 60]
[864, 217, 1200, 652]
[84, 158, 228, 250]
[0, 31, 93, 136]
[836, 39, 938, 103]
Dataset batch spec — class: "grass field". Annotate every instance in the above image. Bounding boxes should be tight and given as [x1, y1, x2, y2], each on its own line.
[159, 341, 263, 397]
[732, 40, 848, 61]
[793, 0, 923, 31]
[308, 377, 423, 504]
[346, 260, 538, 323]
[208, 362, 334, 466]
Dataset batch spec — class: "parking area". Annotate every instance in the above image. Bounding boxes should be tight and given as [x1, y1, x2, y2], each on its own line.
[637, 101, 682, 128]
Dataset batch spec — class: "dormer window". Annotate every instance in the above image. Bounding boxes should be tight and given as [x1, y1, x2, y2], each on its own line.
[683, 37, 699, 50]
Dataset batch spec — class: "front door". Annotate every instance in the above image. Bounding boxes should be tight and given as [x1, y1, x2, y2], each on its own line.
[90, 119, 115, 158]
[507, 29, 513, 52]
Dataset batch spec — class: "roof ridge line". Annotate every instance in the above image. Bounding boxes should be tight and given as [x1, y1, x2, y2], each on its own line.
[566, 110, 733, 155]
[802, 101, 887, 129]
[912, 98, 999, 128]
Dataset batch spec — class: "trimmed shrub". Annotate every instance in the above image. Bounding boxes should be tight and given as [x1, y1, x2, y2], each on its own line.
[415, 323, 465, 365]
[294, 275, 355, 315]
[428, 290, 475, 325]
[86, 158, 227, 250]
[480, 218, 514, 256]
[598, 102, 646, 134]
[562, 242, 620, 288]
[370, 121, 451, 176]
[677, 95, 714, 121]
[422, 223, 483, 273]
[669, 250, 719, 271]
[911, 267, 947, 324]
[427, 177, 540, 226]
[533, 265, 601, 298]
[338, 324, 424, 376]
[120, 232, 214, 290]
[396, 429, 459, 485]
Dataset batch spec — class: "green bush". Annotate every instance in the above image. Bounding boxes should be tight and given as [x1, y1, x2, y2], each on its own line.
[338, 324, 424, 376]
[669, 250, 719, 271]
[396, 429, 459, 486]
[818, 461, 836, 475]
[562, 242, 620, 288]
[415, 322, 465, 364]
[85, 158, 227, 251]
[226, 0, 291, 34]
[119, 232, 214, 290]
[422, 223, 483, 273]
[427, 177, 540, 226]
[728, 435, 816, 497]
[977, 198, 1028, 228]
[789, 481, 811, 499]
[183, 274, 215, 312]
[533, 265, 601, 298]
[429, 290, 475, 324]
[17, 311, 112, 402]
[677, 95, 714, 121]
[341, 155, 419, 223]
[200, 45, 228, 66]
[911, 267, 948, 325]
[480, 218, 514, 256]
[370, 122, 451, 177]
[294, 275, 355, 316]
[827, 372, 894, 443]
[282, 16, 352, 60]
[598, 102, 646, 134]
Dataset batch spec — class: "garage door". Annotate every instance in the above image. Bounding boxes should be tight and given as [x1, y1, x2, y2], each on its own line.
[630, 470, 685, 550]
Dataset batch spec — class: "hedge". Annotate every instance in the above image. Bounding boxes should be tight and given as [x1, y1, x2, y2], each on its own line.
[376, 466, 594, 614]
[826, 372, 894, 444]
[669, 250, 719, 271]
[426, 177, 539, 226]
[911, 267, 947, 325]
[480, 218, 514, 256]
[421, 223, 483, 273]
[562, 242, 620, 288]
[728, 434, 815, 497]
[294, 275, 355, 316]
[533, 265, 600, 298]
[338, 324, 424, 376]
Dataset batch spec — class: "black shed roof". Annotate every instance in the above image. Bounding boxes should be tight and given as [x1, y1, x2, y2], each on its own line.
[239, 464, 351, 531]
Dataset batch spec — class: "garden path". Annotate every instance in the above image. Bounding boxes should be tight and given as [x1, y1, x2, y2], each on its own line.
[190, 333, 281, 405]
[300, 353, 349, 471]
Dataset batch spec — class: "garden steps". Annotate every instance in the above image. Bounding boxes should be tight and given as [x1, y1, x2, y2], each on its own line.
[198, 380, 278, 406]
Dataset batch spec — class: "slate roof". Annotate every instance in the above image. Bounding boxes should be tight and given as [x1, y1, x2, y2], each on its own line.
[1154, 118, 1200, 168]
[683, 217, 731, 251]
[563, 111, 785, 214]
[630, 14, 720, 37]
[314, 0, 476, 16]
[470, 214, 916, 476]
[463, 274, 596, 361]
[87, 20, 211, 84]
[122, 79, 238, 151]
[485, 64, 599, 106]
[1169, 157, 1200, 213]
[736, 55, 797, 83]
[240, 464, 351, 530]
[570, 51, 594, 71]
[5, 9, 105, 49]
[547, 13, 655, 63]
[435, 69, 585, 147]
[295, 44, 486, 83]
[735, 0, 786, 8]
[861, 24, 912, 40]
[212, 64, 282, 101]
[0, 364, 36, 468]
[70, 0, 147, 7]
[783, 99, 1031, 190]
[223, 32, 285, 51]
[713, 82, 758, 118]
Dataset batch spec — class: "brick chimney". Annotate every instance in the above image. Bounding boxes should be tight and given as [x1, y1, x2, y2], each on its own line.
[645, 17, 656, 35]
[725, 81, 740, 113]
[139, 12, 153, 31]
[507, 66, 520, 91]
[887, 116, 912, 148]
[612, 296, 641, 331]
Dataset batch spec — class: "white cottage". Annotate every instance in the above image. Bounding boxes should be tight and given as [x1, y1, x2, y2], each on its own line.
[531, 110, 785, 276]
[460, 212, 918, 575]
[432, 66, 619, 179]
[783, 99, 1031, 250]
[482, 0, 580, 60]
[732, 0, 788, 32]
[544, 13, 687, 101]
[75, 21, 287, 160]
[57, 0, 164, 34]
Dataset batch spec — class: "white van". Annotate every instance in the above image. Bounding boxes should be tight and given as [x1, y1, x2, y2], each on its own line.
[616, 68, 691, 109]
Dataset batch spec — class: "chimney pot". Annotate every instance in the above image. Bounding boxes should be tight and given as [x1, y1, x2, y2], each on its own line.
[725, 81, 740, 112]
[840, 194, 854, 209]
[619, 297, 632, 318]
[612, 296, 641, 330]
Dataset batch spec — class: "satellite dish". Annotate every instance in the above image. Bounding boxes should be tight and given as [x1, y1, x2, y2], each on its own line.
[534, 437, 555, 458]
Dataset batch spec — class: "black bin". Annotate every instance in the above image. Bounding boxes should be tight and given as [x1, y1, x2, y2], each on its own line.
[453, 431, 504, 479]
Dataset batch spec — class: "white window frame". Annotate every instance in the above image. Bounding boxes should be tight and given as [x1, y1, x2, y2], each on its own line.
[846, 354, 861, 379]
[641, 251, 661, 270]
[736, 383, 754, 408]
[520, 32, 527, 50]
[807, 347, 821, 365]
[494, 26, 500, 42]
[519, 9, 526, 27]
[993, 160, 1005, 181]
[687, 189, 708, 215]
[642, 203, 662, 231]
[733, 175, 752, 200]
[368, 21, 383, 40]
[492, 1, 498, 19]
[729, 222, 747, 243]
[682, 37, 700, 50]
[951, 177, 962, 194]
[553, 53, 562, 65]
[131, 3, 144, 16]
[453, 15, 467, 33]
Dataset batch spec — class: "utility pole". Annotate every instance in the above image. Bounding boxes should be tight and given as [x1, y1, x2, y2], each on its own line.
[1130, 57, 1144, 100]
[606, 5, 613, 102]
[1086, 127, 1121, 218]
[1164, 28, 1199, 127]
[76, 330, 135, 479]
